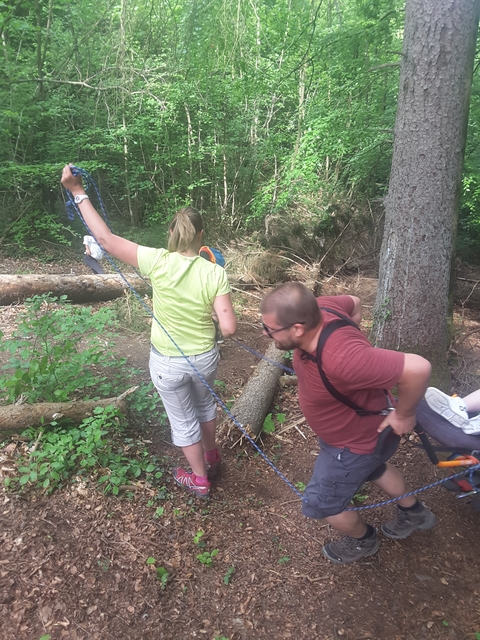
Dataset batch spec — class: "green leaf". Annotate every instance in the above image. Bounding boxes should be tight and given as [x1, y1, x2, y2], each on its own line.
[262, 413, 275, 434]
[146, 557, 156, 565]
[223, 566, 235, 585]
[193, 530, 205, 545]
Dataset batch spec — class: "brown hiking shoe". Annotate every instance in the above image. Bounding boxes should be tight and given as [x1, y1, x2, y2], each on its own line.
[322, 530, 379, 564]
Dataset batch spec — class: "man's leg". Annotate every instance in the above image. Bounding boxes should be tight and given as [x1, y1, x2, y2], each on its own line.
[325, 510, 367, 538]
[322, 509, 378, 564]
[325, 463, 415, 544]
[302, 444, 379, 564]
[372, 463, 436, 539]
[371, 462, 416, 508]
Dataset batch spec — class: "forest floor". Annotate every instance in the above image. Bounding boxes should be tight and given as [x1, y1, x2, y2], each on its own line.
[1, 255, 480, 640]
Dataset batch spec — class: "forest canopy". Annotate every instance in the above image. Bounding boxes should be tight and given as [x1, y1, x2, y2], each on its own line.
[0, 0, 479, 259]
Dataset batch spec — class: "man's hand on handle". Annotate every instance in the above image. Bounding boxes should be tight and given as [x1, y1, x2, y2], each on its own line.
[378, 409, 417, 436]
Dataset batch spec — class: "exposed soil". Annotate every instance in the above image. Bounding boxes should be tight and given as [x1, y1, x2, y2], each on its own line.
[1, 257, 480, 640]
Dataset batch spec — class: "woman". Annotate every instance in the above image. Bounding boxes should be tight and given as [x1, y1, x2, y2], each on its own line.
[61, 165, 237, 498]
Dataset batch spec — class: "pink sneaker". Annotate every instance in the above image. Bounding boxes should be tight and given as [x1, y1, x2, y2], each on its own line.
[204, 448, 221, 479]
[172, 467, 210, 498]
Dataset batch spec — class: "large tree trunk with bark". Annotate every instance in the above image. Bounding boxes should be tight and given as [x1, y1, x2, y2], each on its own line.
[0, 396, 128, 433]
[0, 274, 151, 305]
[220, 342, 287, 437]
[373, 0, 480, 385]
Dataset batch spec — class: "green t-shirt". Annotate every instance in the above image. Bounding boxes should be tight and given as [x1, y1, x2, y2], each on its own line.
[137, 246, 231, 356]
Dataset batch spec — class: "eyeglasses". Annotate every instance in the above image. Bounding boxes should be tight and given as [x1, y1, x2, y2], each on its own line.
[262, 321, 305, 338]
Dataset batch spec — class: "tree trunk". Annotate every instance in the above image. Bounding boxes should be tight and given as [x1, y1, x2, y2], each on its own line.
[0, 397, 127, 433]
[372, 0, 480, 385]
[220, 342, 287, 437]
[0, 274, 151, 305]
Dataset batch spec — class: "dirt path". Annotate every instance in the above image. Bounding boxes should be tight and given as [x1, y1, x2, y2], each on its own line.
[1, 259, 480, 640]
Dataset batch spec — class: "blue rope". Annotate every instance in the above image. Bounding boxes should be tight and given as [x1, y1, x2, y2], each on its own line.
[346, 464, 480, 511]
[63, 167, 305, 501]
[231, 334, 480, 508]
[64, 166, 149, 285]
[230, 338, 295, 375]
[65, 166, 112, 230]
[63, 167, 480, 511]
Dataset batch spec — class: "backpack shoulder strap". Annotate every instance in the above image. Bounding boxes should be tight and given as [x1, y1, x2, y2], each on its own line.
[318, 306, 358, 327]
[316, 319, 372, 415]
[315, 307, 391, 417]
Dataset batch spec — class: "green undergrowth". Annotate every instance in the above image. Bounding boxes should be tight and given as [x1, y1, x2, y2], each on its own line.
[4, 406, 168, 495]
[0, 294, 167, 496]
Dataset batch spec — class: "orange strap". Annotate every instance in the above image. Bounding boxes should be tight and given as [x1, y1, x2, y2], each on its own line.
[437, 454, 480, 468]
[199, 246, 216, 263]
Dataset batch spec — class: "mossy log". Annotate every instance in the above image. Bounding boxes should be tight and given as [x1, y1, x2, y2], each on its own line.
[0, 274, 151, 305]
[220, 342, 287, 437]
[0, 397, 127, 433]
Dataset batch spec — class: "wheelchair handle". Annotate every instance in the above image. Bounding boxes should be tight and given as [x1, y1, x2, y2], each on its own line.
[374, 425, 400, 458]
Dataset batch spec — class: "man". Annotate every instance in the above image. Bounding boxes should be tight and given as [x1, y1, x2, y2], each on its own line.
[260, 282, 434, 564]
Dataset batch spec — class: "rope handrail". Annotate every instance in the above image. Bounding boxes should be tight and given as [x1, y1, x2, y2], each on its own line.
[63, 166, 480, 510]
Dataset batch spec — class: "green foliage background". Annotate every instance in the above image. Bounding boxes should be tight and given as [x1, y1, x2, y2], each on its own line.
[0, 0, 478, 257]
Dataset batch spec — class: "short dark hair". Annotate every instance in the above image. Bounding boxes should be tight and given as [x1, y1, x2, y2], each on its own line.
[260, 282, 320, 330]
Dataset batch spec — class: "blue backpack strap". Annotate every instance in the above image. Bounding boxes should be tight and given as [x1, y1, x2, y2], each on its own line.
[199, 246, 225, 267]
[209, 247, 225, 267]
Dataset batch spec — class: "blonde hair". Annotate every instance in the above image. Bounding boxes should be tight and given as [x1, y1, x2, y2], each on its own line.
[168, 207, 204, 253]
[260, 282, 320, 330]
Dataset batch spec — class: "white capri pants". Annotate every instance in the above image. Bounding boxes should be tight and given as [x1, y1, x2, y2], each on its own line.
[149, 345, 219, 447]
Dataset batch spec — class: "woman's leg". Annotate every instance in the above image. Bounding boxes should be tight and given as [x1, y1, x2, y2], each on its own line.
[190, 347, 220, 453]
[149, 350, 205, 470]
[200, 418, 216, 452]
[181, 441, 207, 476]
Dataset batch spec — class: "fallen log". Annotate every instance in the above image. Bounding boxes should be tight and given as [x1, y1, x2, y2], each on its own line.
[0, 274, 151, 305]
[0, 393, 133, 433]
[220, 342, 287, 438]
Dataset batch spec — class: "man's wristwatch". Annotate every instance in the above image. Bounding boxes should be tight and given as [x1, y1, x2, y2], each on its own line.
[74, 194, 89, 205]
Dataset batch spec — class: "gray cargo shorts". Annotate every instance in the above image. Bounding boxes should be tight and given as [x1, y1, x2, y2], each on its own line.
[302, 438, 397, 519]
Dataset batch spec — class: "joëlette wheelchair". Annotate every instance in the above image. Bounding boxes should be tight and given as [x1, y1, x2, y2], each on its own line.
[414, 400, 480, 511]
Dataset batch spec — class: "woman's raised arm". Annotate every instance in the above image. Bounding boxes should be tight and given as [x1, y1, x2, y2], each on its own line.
[61, 164, 139, 268]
